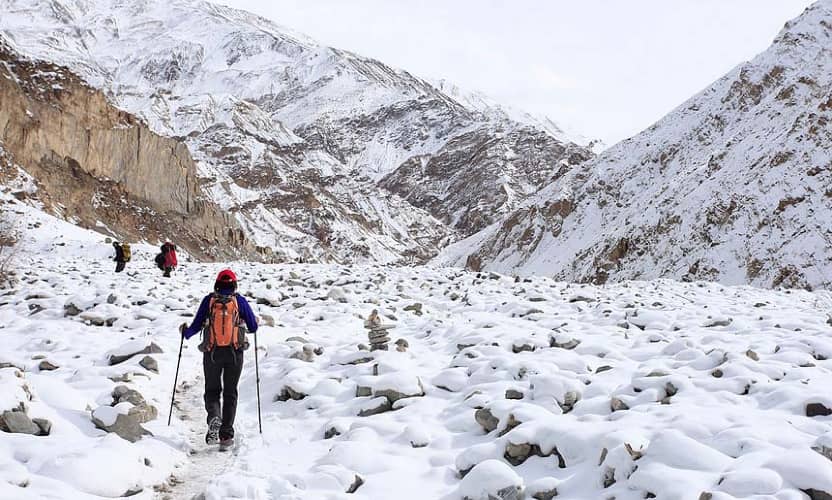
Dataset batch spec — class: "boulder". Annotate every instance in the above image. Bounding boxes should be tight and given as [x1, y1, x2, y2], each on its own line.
[92, 406, 151, 443]
[63, 302, 82, 317]
[358, 397, 392, 417]
[0, 410, 40, 435]
[395, 338, 409, 352]
[505, 389, 524, 400]
[458, 459, 524, 500]
[38, 360, 59, 371]
[611, 397, 629, 412]
[32, 417, 52, 436]
[403, 303, 423, 316]
[108, 342, 163, 366]
[139, 356, 158, 374]
[346, 474, 364, 494]
[475, 408, 499, 433]
[275, 386, 308, 402]
[807, 403, 832, 417]
[112, 386, 158, 424]
[549, 337, 580, 350]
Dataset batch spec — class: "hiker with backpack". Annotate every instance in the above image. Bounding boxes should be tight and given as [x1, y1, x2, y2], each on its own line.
[112, 241, 131, 272]
[179, 269, 258, 448]
[156, 241, 178, 277]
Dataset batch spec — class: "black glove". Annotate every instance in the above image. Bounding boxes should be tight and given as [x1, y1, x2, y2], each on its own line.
[179, 323, 188, 337]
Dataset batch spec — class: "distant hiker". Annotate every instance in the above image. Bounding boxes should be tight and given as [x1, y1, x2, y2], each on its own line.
[157, 241, 178, 278]
[112, 241, 130, 273]
[180, 269, 258, 448]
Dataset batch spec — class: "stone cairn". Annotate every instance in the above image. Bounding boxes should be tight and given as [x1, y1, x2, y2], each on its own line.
[364, 309, 395, 351]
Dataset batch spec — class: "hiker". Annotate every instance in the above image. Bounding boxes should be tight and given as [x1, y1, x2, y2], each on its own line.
[157, 241, 177, 278]
[112, 242, 126, 273]
[179, 269, 258, 448]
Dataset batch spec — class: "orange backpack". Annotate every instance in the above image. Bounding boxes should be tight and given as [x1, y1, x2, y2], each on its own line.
[204, 294, 241, 351]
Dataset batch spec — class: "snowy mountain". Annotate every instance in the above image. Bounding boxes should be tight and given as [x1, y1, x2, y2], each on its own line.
[439, 0, 832, 290]
[0, 0, 592, 265]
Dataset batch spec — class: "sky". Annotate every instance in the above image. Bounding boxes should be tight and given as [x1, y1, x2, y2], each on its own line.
[217, 0, 814, 145]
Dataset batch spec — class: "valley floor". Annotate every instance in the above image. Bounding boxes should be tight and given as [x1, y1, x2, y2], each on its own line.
[1, 206, 832, 500]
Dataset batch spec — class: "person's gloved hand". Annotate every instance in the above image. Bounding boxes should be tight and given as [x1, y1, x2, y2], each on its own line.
[179, 323, 188, 337]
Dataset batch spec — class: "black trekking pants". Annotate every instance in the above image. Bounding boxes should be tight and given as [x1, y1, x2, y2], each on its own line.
[203, 347, 244, 439]
[115, 261, 126, 273]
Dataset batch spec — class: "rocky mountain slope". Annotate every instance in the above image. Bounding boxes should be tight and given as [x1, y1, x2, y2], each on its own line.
[0, 35, 244, 259]
[0, 0, 592, 265]
[440, 0, 832, 290]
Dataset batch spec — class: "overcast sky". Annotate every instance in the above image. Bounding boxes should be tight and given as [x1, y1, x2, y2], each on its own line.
[217, 0, 813, 145]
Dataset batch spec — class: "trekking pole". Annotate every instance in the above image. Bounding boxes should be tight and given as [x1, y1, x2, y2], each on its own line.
[253, 330, 262, 434]
[168, 333, 184, 426]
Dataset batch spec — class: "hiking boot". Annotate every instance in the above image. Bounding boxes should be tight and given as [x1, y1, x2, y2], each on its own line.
[219, 437, 234, 451]
[205, 417, 221, 444]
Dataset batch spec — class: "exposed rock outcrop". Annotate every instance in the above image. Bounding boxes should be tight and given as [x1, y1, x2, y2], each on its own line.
[0, 35, 246, 259]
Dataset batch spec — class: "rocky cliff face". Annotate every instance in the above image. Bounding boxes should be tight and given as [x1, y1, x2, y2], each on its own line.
[439, 0, 832, 290]
[0, 35, 244, 259]
[0, 0, 593, 265]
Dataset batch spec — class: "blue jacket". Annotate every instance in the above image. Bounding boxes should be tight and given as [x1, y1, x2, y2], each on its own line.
[183, 291, 258, 339]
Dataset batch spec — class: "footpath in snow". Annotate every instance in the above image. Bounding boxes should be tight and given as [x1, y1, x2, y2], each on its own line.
[1, 204, 832, 499]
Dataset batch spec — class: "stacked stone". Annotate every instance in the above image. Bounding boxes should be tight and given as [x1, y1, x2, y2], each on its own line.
[364, 309, 394, 351]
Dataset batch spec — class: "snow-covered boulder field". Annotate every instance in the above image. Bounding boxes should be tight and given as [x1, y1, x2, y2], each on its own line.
[1, 203, 831, 499]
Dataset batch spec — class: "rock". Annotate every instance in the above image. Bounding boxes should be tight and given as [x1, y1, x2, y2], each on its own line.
[550, 337, 581, 350]
[32, 417, 52, 436]
[803, 490, 832, 500]
[358, 397, 392, 417]
[531, 487, 558, 500]
[559, 391, 579, 413]
[504, 442, 536, 465]
[107, 293, 117, 304]
[108, 342, 163, 365]
[475, 408, 499, 433]
[711, 369, 723, 378]
[275, 386, 307, 402]
[664, 382, 678, 398]
[63, 302, 82, 317]
[807, 403, 832, 417]
[745, 349, 759, 361]
[285, 336, 307, 343]
[498, 414, 522, 437]
[139, 355, 158, 373]
[704, 318, 732, 328]
[611, 397, 629, 412]
[459, 459, 524, 500]
[346, 474, 364, 494]
[596, 365, 613, 374]
[699, 493, 713, 500]
[355, 386, 372, 398]
[324, 427, 341, 439]
[403, 302, 423, 316]
[357, 344, 369, 351]
[92, 409, 151, 443]
[568, 295, 596, 303]
[38, 360, 58, 371]
[395, 338, 409, 352]
[512, 343, 535, 354]
[0, 410, 40, 434]
[112, 386, 158, 424]
[505, 389, 524, 400]
[375, 381, 425, 404]
[814, 445, 832, 462]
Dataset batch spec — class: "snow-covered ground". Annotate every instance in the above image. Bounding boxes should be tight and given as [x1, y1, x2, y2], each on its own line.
[2, 200, 832, 499]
